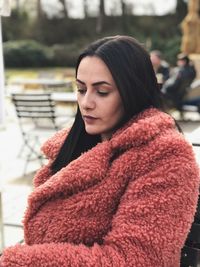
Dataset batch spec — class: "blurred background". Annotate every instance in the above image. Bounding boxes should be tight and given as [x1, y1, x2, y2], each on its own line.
[0, 0, 200, 260]
[2, 0, 189, 69]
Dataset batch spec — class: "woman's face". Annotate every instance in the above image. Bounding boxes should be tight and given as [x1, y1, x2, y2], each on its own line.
[76, 56, 125, 141]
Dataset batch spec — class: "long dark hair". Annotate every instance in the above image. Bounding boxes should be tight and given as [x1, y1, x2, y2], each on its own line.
[51, 35, 163, 173]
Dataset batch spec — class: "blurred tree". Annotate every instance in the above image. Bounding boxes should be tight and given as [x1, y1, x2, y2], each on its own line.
[15, 0, 20, 12]
[83, 0, 89, 18]
[2, 0, 184, 67]
[58, 0, 68, 18]
[2, 8, 30, 41]
[121, 0, 126, 16]
[109, 0, 120, 16]
[37, 0, 44, 19]
[120, 0, 127, 32]
[96, 0, 105, 33]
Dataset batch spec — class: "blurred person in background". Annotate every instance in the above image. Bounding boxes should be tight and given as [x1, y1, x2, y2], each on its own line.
[150, 50, 170, 86]
[0, 36, 199, 267]
[162, 53, 196, 113]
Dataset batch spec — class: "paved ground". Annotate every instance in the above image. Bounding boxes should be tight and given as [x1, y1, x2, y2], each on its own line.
[0, 97, 200, 252]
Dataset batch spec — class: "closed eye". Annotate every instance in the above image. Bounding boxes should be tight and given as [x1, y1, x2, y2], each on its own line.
[77, 88, 86, 94]
[97, 91, 109, 96]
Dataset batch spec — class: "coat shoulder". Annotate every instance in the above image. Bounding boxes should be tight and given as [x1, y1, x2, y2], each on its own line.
[41, 128, 70, 160]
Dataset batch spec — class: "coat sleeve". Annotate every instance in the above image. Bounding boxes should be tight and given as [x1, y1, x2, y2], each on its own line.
[1, 146, 199, 267]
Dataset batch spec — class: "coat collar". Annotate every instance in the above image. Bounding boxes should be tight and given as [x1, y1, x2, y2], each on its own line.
[110, 108, 174, 151]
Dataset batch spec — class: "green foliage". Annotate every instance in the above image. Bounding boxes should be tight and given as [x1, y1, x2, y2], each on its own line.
[30, 17, 98, 45]
[2, 9, 30, 41]
[163, 36, 182, 66]
[51, 43, 82, 67]
[3, 40, 53, 68]
[2, 8, 188, 67]
[149, 33, 182, 66]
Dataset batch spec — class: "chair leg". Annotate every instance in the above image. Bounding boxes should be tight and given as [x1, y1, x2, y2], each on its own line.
[22, 135, 44, 176]
[17, 142, 26, 158]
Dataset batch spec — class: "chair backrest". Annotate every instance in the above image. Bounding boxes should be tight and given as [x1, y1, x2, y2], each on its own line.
[11, 93, 59, 131]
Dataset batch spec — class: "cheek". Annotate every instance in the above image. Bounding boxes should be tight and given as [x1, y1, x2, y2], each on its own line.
[106, 99, 124, 120]
[115, 106, 125, 122]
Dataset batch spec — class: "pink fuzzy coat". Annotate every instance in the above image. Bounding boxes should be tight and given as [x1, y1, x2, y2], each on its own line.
[1, 108, 199, 267]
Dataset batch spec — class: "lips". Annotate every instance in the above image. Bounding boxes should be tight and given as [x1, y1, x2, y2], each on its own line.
[83, 115, 98, 124]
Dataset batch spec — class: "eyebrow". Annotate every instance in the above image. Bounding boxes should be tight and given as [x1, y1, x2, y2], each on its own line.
[76, 78, 112, 87]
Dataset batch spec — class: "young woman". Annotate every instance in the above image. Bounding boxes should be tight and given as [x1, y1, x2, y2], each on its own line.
[1, 35, 199, 267]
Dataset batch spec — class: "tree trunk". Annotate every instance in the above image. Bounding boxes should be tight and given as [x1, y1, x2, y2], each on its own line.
[121, 0, 126, 16]
[58, 0, 68, 18]
[96, 0, 105, 33]
[15, 0, 20, 11]
[37, 0, 43, 20]
[83, 0, 88, 18]
[120, 0, 127, 32]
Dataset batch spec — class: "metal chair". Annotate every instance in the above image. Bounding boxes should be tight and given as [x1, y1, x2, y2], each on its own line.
[11, 93, 61, 175]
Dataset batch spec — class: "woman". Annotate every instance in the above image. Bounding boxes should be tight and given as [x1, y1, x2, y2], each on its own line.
[1, 35, 199, 266]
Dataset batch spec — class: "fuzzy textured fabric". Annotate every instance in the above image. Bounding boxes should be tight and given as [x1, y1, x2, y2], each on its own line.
[1, 108, 199, 267]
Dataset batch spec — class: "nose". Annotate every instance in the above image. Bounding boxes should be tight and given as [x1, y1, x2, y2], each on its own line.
[80, 91, 95, 110]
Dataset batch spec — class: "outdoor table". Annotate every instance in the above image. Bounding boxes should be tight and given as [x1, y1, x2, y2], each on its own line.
[11, 78, 73, 90]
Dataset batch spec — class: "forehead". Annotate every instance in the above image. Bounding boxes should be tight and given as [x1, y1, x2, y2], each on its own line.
[151, 53, 160, 60]
[77, 56, 114, 81]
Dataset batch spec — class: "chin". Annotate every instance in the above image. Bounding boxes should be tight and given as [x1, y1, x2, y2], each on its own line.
[85, 126, 101, 136]
[85, 130, 100, 135]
